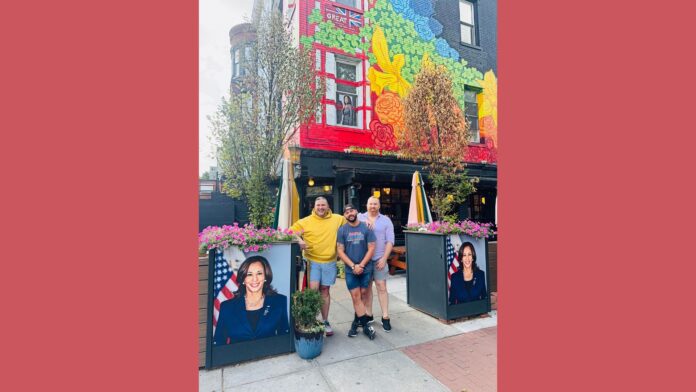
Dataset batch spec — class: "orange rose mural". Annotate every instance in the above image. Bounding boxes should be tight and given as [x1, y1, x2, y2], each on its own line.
[374, 91, 405, 139]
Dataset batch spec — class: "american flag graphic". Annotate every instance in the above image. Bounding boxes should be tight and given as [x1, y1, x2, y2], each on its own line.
[212, 249, 238, 335]
[446, 236, 459, 290]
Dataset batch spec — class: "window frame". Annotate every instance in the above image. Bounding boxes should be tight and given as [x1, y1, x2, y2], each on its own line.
[333, 56, 360, 128]
[463, 88, 481, 144]
[459, 0, 477, 46]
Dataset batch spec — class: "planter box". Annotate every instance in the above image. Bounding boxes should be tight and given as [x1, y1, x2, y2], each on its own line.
[405, 232, 491, 320]
[205, 242, 300, 369]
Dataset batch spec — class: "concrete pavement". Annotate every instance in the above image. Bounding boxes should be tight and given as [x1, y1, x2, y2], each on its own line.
[200, 273, 497, 392]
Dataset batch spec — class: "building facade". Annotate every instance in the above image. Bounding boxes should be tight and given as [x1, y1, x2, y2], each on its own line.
[239, 0, 498, 244]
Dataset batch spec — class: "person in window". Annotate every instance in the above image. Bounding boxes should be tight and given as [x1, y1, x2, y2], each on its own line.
[213, 255, 289, 345]
[340, 95, 355, 126]
[448, 242, 487, 304]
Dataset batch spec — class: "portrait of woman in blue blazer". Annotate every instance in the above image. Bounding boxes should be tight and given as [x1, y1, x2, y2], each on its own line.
[214, 255, 289, 345]
[449, 241, 487, 305]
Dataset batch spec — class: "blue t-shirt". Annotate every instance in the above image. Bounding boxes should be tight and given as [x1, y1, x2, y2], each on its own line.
[337, 222, 376, 273]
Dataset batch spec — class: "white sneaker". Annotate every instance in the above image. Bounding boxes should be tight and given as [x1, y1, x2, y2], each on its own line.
[324, 320, 334, 336]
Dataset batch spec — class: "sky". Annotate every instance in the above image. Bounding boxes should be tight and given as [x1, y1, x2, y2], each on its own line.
[199, 0, 256, 175]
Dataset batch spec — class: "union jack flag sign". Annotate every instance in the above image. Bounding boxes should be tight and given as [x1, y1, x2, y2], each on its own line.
[326, 5, 363, 30]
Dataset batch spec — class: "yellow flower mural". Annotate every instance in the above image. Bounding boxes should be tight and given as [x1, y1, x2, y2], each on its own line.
[477, 70, 498, 147]
[367, 25, 411, 98]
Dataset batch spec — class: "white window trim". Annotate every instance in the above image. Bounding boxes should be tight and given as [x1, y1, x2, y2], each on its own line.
[459, 0, 476, 46]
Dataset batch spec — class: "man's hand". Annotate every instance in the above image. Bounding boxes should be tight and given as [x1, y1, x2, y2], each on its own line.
[298, 239, 308, 250]
[376, 258, 387, 271]
[353, 265, 364, 275]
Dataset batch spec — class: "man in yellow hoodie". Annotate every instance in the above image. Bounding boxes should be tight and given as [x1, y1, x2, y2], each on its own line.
[290, 196, 346, 336]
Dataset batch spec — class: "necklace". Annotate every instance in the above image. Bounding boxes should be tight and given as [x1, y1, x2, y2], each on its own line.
[245, 294, 265, 309]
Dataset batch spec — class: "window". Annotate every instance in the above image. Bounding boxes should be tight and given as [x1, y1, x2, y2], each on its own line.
[335, 60, 357, 127]
[243, 45, 252, 76]
[459, 1, 476, 45]
[232, 48, 241, 77]
[464, 89, 480, 143]
[335, 0, 356, 7]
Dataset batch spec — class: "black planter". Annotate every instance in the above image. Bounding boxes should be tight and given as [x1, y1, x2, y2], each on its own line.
[205, 242, 300, 368]
[405, 232, 491, 320]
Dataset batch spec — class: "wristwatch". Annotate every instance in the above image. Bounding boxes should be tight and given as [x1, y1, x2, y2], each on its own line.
[351, 264, 356, 270]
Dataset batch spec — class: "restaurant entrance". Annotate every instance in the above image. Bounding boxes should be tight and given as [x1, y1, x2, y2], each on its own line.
[342, 184, 411, 246]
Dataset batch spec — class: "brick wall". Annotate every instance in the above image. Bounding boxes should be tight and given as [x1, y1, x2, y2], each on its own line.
[434, 0, 497, 74]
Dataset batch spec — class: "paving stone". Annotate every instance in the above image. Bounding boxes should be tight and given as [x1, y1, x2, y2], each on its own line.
[313, 320, 394, 366]
[321, 349, 448, 392]
[225, 368, 330, 392]
[374, 309, 461, 349]
[221, 352, 315, 388]
[198, 369, 222, 392]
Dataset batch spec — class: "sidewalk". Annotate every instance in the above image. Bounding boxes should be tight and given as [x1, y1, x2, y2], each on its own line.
[199, 273, 497, 392]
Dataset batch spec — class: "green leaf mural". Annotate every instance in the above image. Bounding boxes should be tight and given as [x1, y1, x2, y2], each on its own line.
[303, 0, 484, 109]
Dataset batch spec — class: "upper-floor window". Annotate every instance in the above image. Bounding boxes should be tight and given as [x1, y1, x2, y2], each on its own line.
[335, 0, 356, 8]
[464, 89, 480, 143]
[335, 60, 357, 127]
[459, 1, 476, 45]
[232, 48, 241, 78]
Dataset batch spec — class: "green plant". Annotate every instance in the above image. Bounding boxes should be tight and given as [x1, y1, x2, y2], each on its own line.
[291, 289, 325, 333]
[399, 63, 477, 220]
[211, 13, 324, 226]
[336, 261, 346, 279]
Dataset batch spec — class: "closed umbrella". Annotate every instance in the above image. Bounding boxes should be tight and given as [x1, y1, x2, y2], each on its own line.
[273, 159, 300, 229]
[407, 171, 433, 225]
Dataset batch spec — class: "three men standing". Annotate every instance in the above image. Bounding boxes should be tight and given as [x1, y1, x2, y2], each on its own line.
[291, 195, 395, 338]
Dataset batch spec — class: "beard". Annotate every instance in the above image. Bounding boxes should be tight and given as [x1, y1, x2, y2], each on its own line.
[347, 215, 357, 222]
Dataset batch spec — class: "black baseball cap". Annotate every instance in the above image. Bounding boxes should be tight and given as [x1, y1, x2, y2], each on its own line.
[343, 203, 356, 212]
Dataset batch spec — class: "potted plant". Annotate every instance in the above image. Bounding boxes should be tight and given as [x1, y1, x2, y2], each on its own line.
[291, 289, 325, 360]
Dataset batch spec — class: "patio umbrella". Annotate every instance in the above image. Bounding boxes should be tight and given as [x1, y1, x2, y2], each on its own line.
[407, 171, 433, 225]
[272, 159, 306, 290]
[273, 159, 300, 230]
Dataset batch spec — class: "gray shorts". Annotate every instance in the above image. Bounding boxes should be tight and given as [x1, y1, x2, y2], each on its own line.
[371, 258, 389, 281]
[307, 259, 337, 286]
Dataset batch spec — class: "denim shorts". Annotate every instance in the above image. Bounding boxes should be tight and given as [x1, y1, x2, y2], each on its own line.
[307, 259, 337, 286]
[345, 261, 373, 290]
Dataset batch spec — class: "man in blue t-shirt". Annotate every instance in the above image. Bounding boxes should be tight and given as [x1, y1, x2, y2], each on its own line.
[337, 203, 377, 339]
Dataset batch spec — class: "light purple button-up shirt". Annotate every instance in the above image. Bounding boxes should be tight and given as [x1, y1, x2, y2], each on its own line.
[358, 212, 395, 260]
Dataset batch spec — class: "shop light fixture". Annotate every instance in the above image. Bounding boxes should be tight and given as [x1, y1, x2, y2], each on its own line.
[308, 177, 315, 187]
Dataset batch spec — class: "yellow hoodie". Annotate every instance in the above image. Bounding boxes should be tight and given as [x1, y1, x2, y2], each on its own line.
[290, 209, 346, 263]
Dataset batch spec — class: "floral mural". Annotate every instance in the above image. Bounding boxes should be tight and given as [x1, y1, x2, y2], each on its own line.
[300, 0, 497, 163]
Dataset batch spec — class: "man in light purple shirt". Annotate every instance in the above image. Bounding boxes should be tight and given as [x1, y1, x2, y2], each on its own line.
[358, 196, 395, 332]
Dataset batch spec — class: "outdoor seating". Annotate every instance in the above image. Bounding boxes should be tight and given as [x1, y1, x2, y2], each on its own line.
[388, 246, 406, 275]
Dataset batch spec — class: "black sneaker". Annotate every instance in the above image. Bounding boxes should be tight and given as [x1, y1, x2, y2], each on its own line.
[382, 317, 392, 332]
[348, 322, 358, 338]
[365, 314, 374, 325]
[363, 324, 376, 340]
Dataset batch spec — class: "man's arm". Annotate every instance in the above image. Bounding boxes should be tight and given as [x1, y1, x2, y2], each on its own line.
[290, 222, 307, 250]
[336, 243, 353, 267]
[362, 242, 376, 267]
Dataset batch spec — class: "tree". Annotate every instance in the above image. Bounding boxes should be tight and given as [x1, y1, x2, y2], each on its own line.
[200, 171, 211, 180]
[398, 60, 476, 221]
[211, 14, 324, 227]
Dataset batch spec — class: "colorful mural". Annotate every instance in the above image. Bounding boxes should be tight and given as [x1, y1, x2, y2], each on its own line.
[298, 0, 497, 163]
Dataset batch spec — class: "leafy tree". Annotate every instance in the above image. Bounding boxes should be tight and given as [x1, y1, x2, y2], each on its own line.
[399, 61, 476, 221]
[211, 14, 324, 226]
[200, 171, 211, 180]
